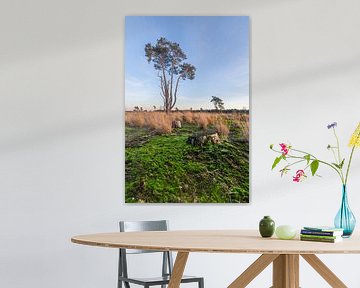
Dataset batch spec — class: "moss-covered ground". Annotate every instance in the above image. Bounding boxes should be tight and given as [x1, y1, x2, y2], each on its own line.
[125, 123, 249, 203]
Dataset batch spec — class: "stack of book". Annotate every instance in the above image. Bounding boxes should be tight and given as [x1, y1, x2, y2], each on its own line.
[300, 226, 344, 243]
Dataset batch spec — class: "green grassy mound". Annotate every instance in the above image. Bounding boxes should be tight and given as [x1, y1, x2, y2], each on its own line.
[125, 126, 249, 203]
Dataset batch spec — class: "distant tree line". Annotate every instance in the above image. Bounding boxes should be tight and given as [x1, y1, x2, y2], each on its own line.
[130, 108, 249, 114]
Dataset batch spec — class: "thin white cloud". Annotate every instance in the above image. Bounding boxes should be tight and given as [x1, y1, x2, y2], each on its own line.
[125, 75, 163, 110]
[125, 76, 146, 88]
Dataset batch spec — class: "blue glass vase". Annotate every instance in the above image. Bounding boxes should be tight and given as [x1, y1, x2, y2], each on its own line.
[334, 185, 356, 237]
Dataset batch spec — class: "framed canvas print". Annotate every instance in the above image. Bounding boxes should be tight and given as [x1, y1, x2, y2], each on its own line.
[125, 16, 249, 203]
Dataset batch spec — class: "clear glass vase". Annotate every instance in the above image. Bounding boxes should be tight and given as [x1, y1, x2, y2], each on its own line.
[334, 185, 356, 237]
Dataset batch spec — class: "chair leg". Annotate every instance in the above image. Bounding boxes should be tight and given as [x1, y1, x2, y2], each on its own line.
[199, 278, 204, 288]
[118, 249, 122, 288]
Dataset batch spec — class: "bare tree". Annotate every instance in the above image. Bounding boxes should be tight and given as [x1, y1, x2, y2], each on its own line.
[145, 37, 196, 113]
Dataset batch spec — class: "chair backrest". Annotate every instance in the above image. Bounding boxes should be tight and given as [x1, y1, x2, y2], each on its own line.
[118, 220, 174, 283]
[119, 220, 169, 254]
[120, 220, 168, 232]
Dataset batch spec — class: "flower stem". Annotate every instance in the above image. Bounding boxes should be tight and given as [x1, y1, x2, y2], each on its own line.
[271, 147, 343, 181]
[287, 147, 344, 182]
[333, 128, 342, 163]
[291, 148, 317, 159]
[284, 159, 306, 168]
[345, 146, 356, 185]
[285, 154, 344, 182]
[333, 128, 345, 181]
[330, 148, 338, 163]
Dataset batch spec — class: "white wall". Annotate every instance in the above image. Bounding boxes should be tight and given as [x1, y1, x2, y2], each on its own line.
[1, 0, 360, 287]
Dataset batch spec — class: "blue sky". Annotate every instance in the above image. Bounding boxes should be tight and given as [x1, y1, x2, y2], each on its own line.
[125, 16, 249, 111]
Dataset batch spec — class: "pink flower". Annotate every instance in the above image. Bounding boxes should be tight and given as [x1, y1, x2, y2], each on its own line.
[293, 170, 305, 182]
[279, 143, 289, 155]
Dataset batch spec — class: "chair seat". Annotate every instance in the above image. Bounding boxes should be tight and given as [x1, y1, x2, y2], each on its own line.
[119, 274, 203, 286]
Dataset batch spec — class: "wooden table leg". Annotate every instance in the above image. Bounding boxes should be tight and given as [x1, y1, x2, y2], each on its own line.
[168, 252, 189, 288]
[228, 254, 279, 288]
[301, 254, 347, 288]
[272, 254, 299, 288]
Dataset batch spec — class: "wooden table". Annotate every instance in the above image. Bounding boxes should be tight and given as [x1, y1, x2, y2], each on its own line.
[71, 230, 360, 288]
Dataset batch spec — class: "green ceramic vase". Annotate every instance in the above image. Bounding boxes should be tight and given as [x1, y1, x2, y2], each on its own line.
[259, 216, 275, 238]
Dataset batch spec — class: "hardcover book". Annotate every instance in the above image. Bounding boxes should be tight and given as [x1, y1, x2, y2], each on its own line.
[300, 236, 343, 243]
[301, 229, 343, 237]
[300, 234, 341, 240]
[303, 226, 344, 232]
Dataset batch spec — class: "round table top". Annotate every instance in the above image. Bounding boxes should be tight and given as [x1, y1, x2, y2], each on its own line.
[71, 230, 360, 254]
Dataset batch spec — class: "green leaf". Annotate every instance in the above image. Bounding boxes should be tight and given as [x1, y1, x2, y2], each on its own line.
[332, 159, 345, 169]
[310, 160, 319, 176]
[270, 144, 274, 149]
[339, 158, 345, 169]
[332, 162, 341, 169]
[304, 154, 311, 164]
[271, 156, 282, 170]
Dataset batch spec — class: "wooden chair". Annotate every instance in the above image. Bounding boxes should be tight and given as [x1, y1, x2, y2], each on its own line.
[118, 220, 204, 288]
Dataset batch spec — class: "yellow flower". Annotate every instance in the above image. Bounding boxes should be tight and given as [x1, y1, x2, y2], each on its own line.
[349, 122, 360, 147]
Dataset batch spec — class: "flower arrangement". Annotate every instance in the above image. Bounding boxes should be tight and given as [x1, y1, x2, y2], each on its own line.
[270, 122, 360, 185]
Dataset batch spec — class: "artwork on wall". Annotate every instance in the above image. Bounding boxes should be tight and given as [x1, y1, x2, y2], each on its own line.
[125, 16, 249, 203]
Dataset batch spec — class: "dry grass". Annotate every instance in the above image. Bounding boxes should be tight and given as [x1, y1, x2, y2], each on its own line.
[126, 111, 249, 137]
[151, 113, 172, 134]
[170, 112, 183, 122]
[125, 112, 145, 127]
[195, 113, 209, 129]
[193, 112, 218, 129]
[182, 111, 194, 123]
[215, 121, 230, 138]
[126, 111, 172, 134]
[234, 113, 249, 139]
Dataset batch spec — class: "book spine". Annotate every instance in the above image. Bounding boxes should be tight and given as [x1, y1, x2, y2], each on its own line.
[300, 233, 338, 240]
[300, 237, 337, 243]
[301, 230, 337, 236]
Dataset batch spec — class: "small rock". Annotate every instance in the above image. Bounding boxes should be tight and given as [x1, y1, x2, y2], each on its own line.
[207, 133, 220, 144]
[187, 132, 221, 146]
[172, 120, 182, 128]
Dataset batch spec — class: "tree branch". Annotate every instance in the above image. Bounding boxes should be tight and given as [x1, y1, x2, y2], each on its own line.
[169, 60, 175, 109]
[171, 75, 182, 109]
[160, 58, 170, 112]
[158, 75, 166, 99]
